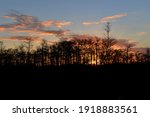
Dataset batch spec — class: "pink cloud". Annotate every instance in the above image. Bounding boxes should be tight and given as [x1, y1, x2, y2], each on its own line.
[0, 26, 5, 31]
[82, 13, 127, 26]
[53, 21, 72, 28]
[0, 11, 71, 37]
[136, 32, 147, 36]
[100, 13, 127, 23]
[0, 36, 42, 42]
[41, 20, 53, 27]
[0, 36, 59, 45]
[40, 20, 72, 28]
[82, 22, 100, 26]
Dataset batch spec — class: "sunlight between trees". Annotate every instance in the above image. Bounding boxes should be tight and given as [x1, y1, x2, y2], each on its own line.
[0, 22, 149, 66]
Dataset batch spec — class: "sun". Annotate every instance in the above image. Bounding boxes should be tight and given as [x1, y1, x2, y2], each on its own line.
[91, 60, 96, 65]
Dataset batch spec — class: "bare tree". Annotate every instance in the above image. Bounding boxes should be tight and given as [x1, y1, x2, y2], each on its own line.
[94, 37, 102, 65]
[102, 22, 117, 64]
[24, 36, 34, 65]
[40, 39, 49, 66]
[17, 43, 26, 65]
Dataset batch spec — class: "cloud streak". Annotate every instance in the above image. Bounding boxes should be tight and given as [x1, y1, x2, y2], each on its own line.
[136, 32, 147, 36]
[82, 22, 100, 26]
[0, 36, 57, 45]
[40, 20, 72, 28]
[0, 26, 4, 31]
[82, 13, 127, 26]
[0, 36, 41, 42]
[100, 13, 127, 23]
[0, 11, 71, 36]
[10, 36, 42, 42]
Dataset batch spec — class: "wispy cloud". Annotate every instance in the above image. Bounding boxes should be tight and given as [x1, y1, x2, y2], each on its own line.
[0, 11, 71, 36]
[0, 36, 57, 45]
[0, 36, 41, 42]
[53, 21, 72, 28]
[100, 13, 127, 23]
[0, 26, 4, 31]
[37, 30, 70, 37]
[11, 36, 42, 42]
[10, 28, 70, 37]
[82, 13, 127, 26]
[136, 32, 147, 36]
[82, 22, 100, 26]
[40, 20, 72, 28]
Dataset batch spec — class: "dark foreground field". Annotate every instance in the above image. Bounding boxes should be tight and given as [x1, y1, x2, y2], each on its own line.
[0, 63, 149, 100]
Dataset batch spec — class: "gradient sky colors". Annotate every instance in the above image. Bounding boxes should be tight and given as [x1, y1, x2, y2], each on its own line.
[0, 0, 150, 48]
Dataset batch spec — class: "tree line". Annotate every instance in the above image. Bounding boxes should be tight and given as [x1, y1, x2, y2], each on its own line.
[0, 22, 149, 66]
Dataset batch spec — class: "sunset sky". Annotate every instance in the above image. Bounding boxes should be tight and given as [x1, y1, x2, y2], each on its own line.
[0, 0, 150, 48]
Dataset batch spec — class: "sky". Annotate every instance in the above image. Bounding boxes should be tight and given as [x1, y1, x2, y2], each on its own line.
[0, 0, 150, 48]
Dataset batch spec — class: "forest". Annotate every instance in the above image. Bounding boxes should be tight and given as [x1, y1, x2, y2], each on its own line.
[0, 22, 149, 100]
[0, 23, 149, 66]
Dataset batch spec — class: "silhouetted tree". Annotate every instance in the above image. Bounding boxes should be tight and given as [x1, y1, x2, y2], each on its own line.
[143, 47, 150, 63]
[17, 43, 26, 65]
[40, 39, 49, 66]
[24, 36, 34, 65]
[92, 37, 102, 65]
[0, 41, 4, 65]
[102, 22, 117, 64]
[120, 40, 136, 63]
[135, 51, 143, 63]
[0, 33, 149, 66]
